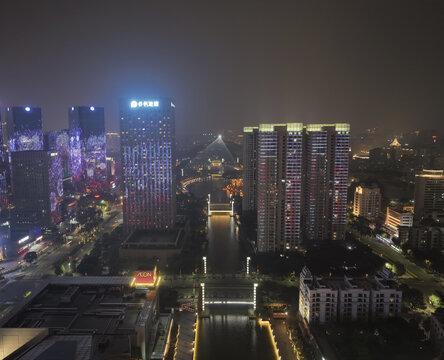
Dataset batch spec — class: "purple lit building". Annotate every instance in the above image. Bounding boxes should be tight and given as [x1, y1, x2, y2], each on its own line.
[0, 109, 8, 214]
[46, 130, 71, 179]
[11, 151, 63, 229]
[69, 106, 106, 191]
[5, 106, 43, 152]
[120, 99, 175, 234]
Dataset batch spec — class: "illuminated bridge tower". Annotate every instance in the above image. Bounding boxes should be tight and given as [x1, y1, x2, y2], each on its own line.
[303, 124, 350, 243]
[256, 123, 303, 252]
[120, 99, 176, 234]
[69, 106, 106, 192]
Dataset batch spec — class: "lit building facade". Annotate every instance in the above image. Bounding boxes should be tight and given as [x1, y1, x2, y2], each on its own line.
[69, 106, 106, 191]
[299, 266, 401, 325]
[414, 169, 444, 221]
[11, 151, 63, 229]
[256, 123, 303, 252]
[304, 124, 350, 243]
[242, 127, 258, 213]
[46, 130, 71, 179]
[120, 99, 175, 234]
[0, 110, 8, 214]
[385, 207, 413, 237]
[246, 123, 349, 252]
[4, 106, 44, 153]
[353, 184, 381, 220]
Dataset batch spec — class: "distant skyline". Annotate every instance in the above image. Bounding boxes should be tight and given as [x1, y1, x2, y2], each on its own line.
[1, 0, 444, 136]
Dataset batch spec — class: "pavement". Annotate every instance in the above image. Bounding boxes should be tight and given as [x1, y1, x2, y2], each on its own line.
[270, 318, 298, 360]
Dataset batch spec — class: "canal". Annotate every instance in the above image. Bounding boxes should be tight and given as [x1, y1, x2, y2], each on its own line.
[189, 179, 276, 360]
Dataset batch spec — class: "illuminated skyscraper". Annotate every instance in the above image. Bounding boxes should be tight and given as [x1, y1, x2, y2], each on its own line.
[4, 106, 43, 152]
[69, 106, 106, 191]
[245, 123, 350, 252]
[242, 127, 258, 213]
[11, 150, 63, 229]
[256, 123, 303, 252]
[0, 109, 8, 214]
[45, 130, 71, 179]
[304, 124, 350, 243]
[120, 99, 175, 234]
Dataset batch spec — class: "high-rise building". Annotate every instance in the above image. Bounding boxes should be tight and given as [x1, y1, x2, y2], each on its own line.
[120, 99, 175, 234]
[69, 106, 106, 191]
[256, 123, 303, 252]
[304, 124, 350, 243]
[245, 123, 350, 252]
[242, 127, 258, 213]
[353, 184, 381, 221]
[414, 169, 444, 221]
[4, 106, 44, 153]
[0, 109, 8, 213]
[11, 151, 63, 229]
[45, 130, 71, 179]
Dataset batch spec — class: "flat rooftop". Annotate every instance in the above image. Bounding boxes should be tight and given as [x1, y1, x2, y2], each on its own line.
[2, 280, 154, 335]
[122, 228, 184, 249]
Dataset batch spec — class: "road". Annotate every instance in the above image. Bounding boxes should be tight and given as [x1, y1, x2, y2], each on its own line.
[3, 205, 122, 281]
[351, 229, 444, 298]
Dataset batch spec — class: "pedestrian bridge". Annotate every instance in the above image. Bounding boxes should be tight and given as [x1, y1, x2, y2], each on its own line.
[198, 282, 258, 313]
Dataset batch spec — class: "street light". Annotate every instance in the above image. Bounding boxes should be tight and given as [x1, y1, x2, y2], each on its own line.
[246, 257, 250, 275]
[207, 194, 211, 216]
[253, 283, 258, 310]
[203, 256, 207, 275]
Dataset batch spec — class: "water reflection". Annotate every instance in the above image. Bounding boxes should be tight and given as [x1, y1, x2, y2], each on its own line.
[197, 313, 275, 360]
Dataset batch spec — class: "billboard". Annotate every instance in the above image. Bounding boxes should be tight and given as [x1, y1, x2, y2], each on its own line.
[134, 267, 158, 287]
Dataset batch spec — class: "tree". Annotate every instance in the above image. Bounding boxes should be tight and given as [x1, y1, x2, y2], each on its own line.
[400, 284, 425, 309]
[429, 294, 442, 308]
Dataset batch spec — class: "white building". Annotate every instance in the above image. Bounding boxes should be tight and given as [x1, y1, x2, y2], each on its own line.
[299, 266, 401, 324]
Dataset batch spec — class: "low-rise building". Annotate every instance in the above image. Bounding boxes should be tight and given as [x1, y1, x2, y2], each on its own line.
[385, 207, 413, 237]
[430, 309, 444, 357]
[399, 225, 444, 250]
[299, 267, 402, 324]
[0, 276, 171, 360]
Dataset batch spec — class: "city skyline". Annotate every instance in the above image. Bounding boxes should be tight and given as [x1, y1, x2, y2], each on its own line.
[1, 2, 444, 359]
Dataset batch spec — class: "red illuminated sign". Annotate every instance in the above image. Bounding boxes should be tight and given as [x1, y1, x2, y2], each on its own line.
[134, 268, 157, 286]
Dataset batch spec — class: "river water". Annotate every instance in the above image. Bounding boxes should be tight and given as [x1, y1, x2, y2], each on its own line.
[189, 179, 275, 360]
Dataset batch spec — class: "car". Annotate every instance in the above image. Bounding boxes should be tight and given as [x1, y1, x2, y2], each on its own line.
[24, 251, 38, 263]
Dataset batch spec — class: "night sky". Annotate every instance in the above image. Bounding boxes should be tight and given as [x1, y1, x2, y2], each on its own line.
[1, 0, 443, 137]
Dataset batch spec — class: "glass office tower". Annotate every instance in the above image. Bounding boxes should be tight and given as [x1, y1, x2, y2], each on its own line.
[69, 106, 106, 191]
[120, 99, 175, 234]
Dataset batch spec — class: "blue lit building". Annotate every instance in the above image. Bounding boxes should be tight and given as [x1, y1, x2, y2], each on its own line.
[5, 106, 44, 152]
[120, 99, 175, 234]
[11, 151, 63, 229]
[69, 106, 106, 192]
[0, 109, 8, 214]
[45, 130, 71, 179]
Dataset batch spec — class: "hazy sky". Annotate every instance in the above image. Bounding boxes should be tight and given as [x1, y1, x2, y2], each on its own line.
[1, 0, 443, 137]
